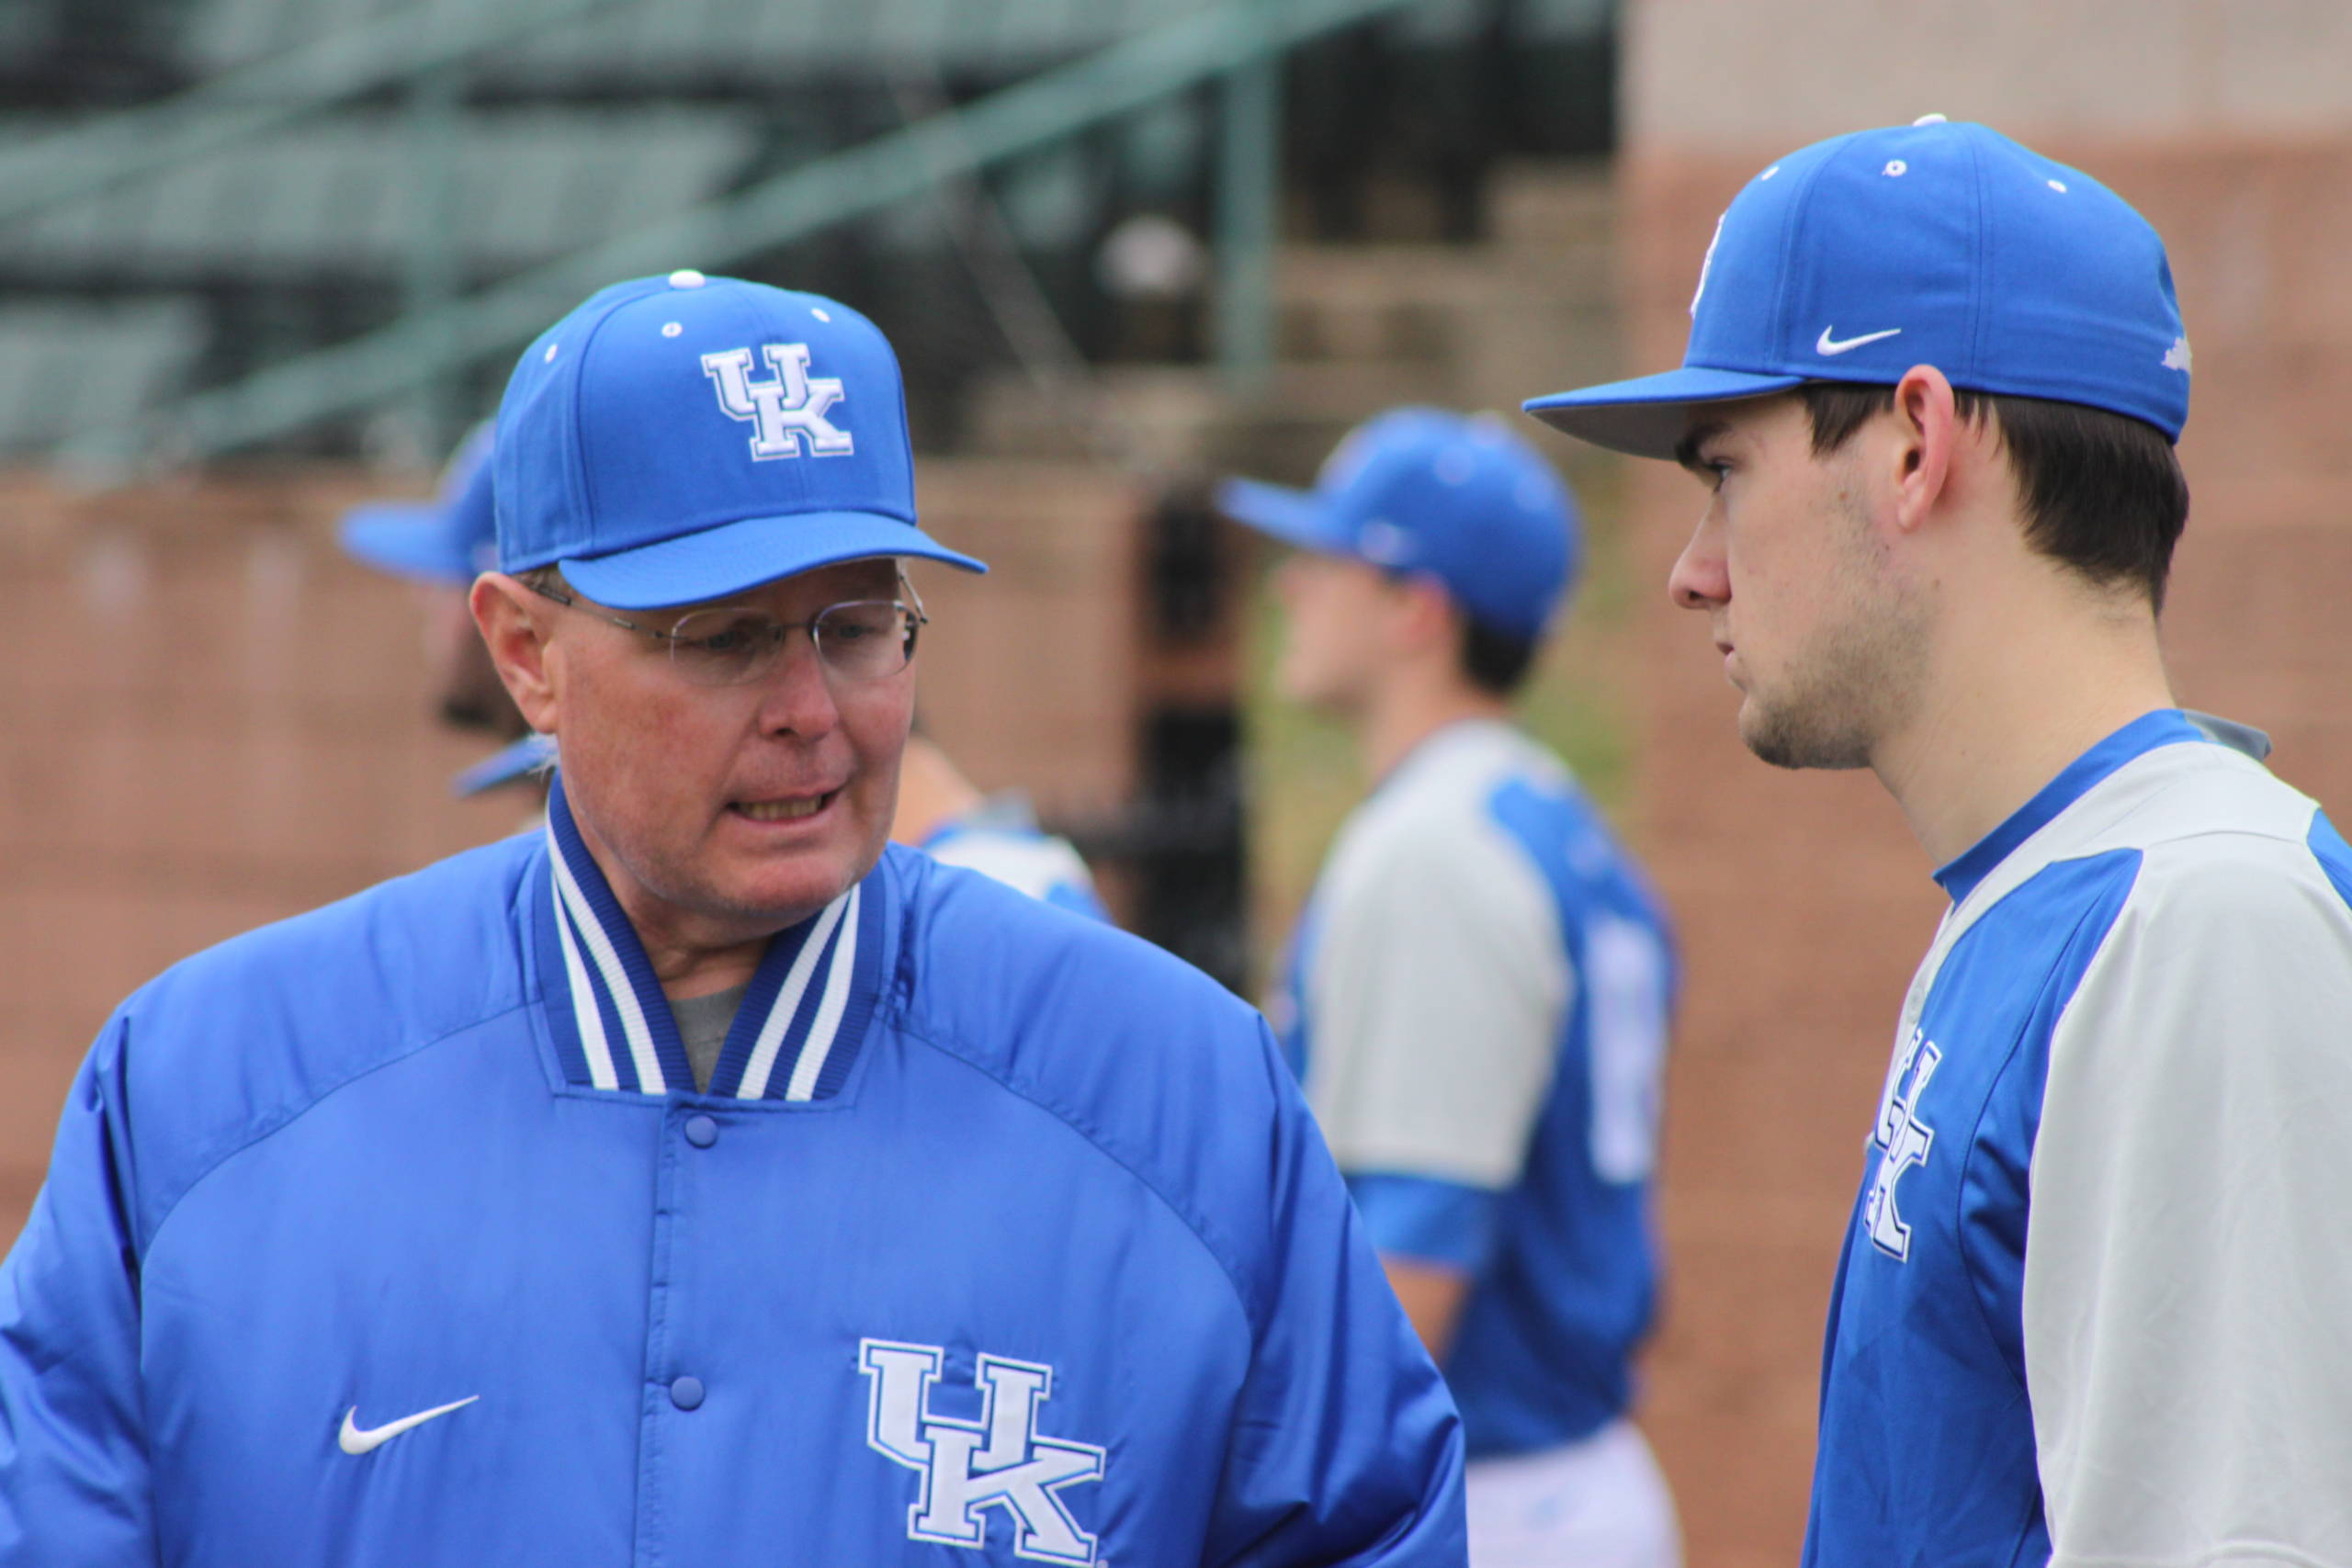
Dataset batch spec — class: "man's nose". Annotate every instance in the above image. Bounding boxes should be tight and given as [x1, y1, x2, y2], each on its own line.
[1668, 514, 1729, 612]
[751, 635, 842, 737]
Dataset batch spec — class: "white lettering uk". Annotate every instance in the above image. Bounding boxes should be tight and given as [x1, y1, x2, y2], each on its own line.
[700, 343, 854, 460]
[1864, 1029, 1941, 1261]
[860, 1339, 1106, 1565]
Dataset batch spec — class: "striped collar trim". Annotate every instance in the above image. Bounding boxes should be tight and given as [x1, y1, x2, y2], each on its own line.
[539, 774, 887, 1100]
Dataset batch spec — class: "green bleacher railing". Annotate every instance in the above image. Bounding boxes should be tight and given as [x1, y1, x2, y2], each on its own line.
[22, 0, 1432, 468]
[0, 0, 641, 230]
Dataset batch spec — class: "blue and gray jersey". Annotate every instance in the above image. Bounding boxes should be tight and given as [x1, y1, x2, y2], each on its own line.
[1805, 709, 2352, 1568]
[1277, 719, 1676, 1459]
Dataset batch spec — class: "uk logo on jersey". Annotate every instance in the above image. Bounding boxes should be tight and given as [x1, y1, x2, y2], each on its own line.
[699, 343, 854, 460]
[1864, 1028, 1941, 1261]
[859, 1338, 1106, 1565]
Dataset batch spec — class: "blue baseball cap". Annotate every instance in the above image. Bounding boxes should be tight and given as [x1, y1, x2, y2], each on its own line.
[1525, 118, 2191, 458]
[338, 421, 497, 584]
[1218, 407, 1580, 640]
[494, 271, 985, 609]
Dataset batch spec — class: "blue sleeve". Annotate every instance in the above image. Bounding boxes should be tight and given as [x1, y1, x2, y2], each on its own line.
[1344, 1173, 1500, 1275]
[1206, 1021, 1467, 1567]
[1042, 880, 1112, 924]
[0, 1016, 156, 1565]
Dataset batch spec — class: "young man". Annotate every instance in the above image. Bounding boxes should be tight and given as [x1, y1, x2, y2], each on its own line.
[1222, 408, 1679, 1568]
[1527, 118, 2352, 1567]
[0, 274, 1464, 1565]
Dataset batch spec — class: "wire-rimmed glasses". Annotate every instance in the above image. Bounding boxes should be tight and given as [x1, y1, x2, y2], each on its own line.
[525, 577, 927, 687]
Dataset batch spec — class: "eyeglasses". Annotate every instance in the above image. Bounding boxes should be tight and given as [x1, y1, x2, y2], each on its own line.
[524, 577, 927, 687]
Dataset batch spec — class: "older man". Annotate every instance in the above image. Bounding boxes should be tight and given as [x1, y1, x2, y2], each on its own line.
[0, 273, 1464, 1566]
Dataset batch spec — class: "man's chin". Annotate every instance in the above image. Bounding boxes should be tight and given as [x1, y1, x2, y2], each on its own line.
[1738, 698, 1873, 773]
[1275, 667, 1355, 716]
[708, 844, 883, 931]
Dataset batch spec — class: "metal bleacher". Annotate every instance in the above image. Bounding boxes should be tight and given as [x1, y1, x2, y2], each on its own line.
[0, 109, 757, 284]
[0, 0, 1612, 466]
[0, 299, 206, 456]
[184, 0, 1233, 87]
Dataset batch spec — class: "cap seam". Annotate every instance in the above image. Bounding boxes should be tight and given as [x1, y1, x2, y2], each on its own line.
[888, 351, 917, 525]
[1962, 129, 1989, 388]
[563, 282, 660, 559]
[1774, 136, 1846, 378]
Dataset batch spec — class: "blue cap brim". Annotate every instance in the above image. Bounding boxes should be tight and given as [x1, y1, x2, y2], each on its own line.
[1215, 478, 1355, 557]
[453, 733, 559, 797]
[340, 504, 479, 583]
[1523, 367, 1807, 459]
[555, 509, 986, 610]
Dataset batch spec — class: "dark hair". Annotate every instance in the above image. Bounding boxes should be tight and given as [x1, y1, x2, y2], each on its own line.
[1458, 615, 1540, 697]
[1799, 382, 2188, 612]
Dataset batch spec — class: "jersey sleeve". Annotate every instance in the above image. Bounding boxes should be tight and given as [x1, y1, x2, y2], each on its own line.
[0, 1014, 157, 1564]
[1304, 809, 1568, 1197]
[1206, 1019, 1467, 1568]
[922, 831, 1110, 923]
[2023, 835, 2352, 1567]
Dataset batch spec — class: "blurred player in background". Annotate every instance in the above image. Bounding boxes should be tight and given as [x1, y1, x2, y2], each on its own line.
[0, 273, 1464, 1564]
[1224, 408, 1679, 1568]
[1528, 117, 2352, 1567]
[892, 716, 1109, 919]
[337, 420, 554, 799]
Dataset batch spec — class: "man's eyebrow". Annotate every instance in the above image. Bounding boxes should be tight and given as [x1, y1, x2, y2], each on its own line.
[1674, 421, 1731, 476]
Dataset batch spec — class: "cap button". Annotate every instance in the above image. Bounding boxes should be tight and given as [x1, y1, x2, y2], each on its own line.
[668, 269, 707, 289]
[1912, 113, 1948, 125]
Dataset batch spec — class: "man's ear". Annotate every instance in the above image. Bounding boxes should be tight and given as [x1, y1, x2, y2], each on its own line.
[469, 573, 562, 734]
[1388, 572, 1459, 659]
[1889, 365, 1962, 538]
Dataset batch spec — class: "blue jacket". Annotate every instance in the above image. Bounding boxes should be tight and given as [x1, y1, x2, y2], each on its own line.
[0, 784, 1464, 1565]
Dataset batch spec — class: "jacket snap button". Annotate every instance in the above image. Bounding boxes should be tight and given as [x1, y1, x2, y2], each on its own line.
[684, 1115, 718, 1148]
[670, 1375, 705, 1411]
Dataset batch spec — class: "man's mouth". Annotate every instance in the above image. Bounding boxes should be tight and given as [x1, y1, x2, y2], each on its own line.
[733, 791, 836, 823]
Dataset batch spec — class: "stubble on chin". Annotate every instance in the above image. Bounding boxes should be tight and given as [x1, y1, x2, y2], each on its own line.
[1739, 517, 1928, 773]
[1740, 675, 1881, 771]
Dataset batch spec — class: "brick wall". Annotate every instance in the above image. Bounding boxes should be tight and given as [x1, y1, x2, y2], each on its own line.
[1610, 7, 2352, 1562]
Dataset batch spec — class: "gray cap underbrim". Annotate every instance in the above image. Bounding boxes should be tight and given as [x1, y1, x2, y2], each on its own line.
[1522, 366, 1808, 459]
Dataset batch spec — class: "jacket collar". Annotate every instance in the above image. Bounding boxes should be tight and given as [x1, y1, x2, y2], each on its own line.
[537, 773, 887, 1100]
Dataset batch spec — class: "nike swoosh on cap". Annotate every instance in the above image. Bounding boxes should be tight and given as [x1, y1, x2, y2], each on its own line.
[1815, 325, 1904, 356]
[337, 1395, 480, 1455]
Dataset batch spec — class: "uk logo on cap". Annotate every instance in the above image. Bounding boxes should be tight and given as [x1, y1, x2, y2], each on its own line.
[700, 344, 854, 461]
